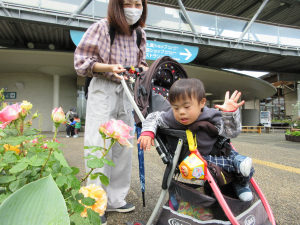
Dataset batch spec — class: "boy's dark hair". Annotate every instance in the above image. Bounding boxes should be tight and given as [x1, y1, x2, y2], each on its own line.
[169, 78, 206, 104]
[107, 0, 148, 36]
[73, 114, 79, 118]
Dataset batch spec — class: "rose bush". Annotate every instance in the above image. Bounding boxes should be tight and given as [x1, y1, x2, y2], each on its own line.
[0, 89, 133, 225]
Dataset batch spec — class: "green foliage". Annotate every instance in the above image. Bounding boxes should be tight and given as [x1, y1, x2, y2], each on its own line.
[285, 130, 300, 136]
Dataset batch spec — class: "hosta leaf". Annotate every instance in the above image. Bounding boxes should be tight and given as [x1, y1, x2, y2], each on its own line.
[0, 175, 70, 225]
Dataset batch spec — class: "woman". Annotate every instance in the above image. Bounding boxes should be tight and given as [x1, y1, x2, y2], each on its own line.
[74, 0, 148, 222]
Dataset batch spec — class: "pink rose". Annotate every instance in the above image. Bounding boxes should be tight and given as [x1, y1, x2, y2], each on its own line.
[0, 104, 21, 123]
[0, 121, 10, 129]
[51, 107, 65, 123]
[99, 119, 133, 148]
[42, 143, 48, 149]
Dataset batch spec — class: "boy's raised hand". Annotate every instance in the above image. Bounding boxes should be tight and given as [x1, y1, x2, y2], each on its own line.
[215, 90, 245, 112]
[137, 135, 154, 151]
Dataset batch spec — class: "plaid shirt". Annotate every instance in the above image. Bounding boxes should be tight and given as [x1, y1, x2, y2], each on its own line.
[74, 19, 148, 83]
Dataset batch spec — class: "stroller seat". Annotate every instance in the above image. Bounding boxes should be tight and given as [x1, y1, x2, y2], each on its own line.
[153, 128, 275, 225]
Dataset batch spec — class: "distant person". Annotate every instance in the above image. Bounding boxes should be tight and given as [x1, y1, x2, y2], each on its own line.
[73, 114, 81, 138]
[65, 108, 76, 138]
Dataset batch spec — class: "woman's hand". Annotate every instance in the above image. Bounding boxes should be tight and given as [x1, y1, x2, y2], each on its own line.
[111, 64, 127, 80]
[137, 135, 154, 151]
[215, 90, 245, 112]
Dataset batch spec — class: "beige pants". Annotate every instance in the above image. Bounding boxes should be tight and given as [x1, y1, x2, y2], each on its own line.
[84, 77, 134, 209]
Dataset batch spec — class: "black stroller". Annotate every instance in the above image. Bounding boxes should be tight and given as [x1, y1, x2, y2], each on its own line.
[121, 56, 276, 225]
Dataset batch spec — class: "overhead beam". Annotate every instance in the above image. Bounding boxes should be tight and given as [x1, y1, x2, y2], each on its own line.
[0, 0, 12, 17]
[260, 3, 290, 21]
[234, 0, 269, 48]
[65, 0, 92, 25]
[176, 0, 204, 44]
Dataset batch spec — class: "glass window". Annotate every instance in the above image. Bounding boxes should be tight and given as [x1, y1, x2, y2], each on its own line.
[217, 16, 247, 38]
[147, 5, 180, 30]
[92, 0, 109, 18]
[40, 0, 82, 13]
[3, 0, 39, 7]
[248, 23, 279, 44]
[279, 27, 300, 47]
[186, 11, 216, 35]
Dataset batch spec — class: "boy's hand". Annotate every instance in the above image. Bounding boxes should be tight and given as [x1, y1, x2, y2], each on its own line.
[215, 90, 245, 112]
[137, 135, 154, 151]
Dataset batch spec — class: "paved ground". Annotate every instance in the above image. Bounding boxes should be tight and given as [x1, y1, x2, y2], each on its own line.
[45, 129, 300, 225]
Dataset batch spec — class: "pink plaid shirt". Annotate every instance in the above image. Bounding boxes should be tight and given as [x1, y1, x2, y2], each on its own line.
[74, 19, 148, 83]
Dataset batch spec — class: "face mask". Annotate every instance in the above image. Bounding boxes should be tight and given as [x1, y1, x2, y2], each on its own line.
[124, 7, 143, 25]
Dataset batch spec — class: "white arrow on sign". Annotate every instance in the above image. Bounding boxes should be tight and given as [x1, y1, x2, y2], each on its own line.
[180, 48, 192, 60]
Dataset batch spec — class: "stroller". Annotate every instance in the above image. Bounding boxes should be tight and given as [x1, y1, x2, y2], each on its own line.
[121, 56, 276, 225]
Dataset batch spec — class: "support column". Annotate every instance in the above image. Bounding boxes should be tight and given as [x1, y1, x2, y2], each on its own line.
[52, 75, 60, 132]
[297, 81, 300, 119]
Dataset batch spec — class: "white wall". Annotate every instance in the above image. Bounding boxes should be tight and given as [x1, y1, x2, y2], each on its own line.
[284, 86, 298, 121]
[0, 73, 77, 131]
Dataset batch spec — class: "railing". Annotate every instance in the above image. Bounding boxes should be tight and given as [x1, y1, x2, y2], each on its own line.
[2, 0, 300, 48]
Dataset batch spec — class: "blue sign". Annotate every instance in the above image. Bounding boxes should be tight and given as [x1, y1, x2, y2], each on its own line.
[70, 31, 198, 63]
[146, 40, 198, 63]
[4, 92, 17, 99]
[70, 30, 85, 46]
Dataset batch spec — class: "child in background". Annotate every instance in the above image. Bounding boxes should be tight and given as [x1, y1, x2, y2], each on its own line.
[71, 114, 81, 138]
[137, 78, 255, 202]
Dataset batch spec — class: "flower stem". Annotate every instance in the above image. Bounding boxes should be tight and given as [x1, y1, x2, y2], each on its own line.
[53, 127, 58, 142]
[40, 148, 52, 177]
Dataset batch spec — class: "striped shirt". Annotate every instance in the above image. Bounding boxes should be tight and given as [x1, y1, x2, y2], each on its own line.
[74, 18, 148, 83]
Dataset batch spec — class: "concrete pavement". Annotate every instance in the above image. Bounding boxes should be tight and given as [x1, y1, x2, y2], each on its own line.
[44, 129, 300, 225]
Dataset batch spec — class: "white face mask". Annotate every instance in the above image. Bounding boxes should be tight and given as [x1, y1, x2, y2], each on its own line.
[124, 7, 143, 25]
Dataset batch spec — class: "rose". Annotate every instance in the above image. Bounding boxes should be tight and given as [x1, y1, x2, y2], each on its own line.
[0, 121, 10, 129]
[20, 100, 33, 111]
[4, 144, 21, 154]
[0, 103, 21, 123]
[99, 119, 134, 148]
[51, 107, 65, 125]
[79, 184, 107, 217]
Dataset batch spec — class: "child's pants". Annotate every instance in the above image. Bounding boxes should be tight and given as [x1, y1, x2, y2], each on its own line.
[203, 150, 254, 186]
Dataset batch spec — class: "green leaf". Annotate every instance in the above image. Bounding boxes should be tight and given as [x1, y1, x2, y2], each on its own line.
[0, 175, 70, 225]
[9, 162, 29, 174]
[17, 170, 32, 179]
[61, 167, 73, 175]
[23, 130, 38, 136]
[87, 208, 101, 225]
[90, 174, 99, 180]
[0, 176, 17, 184]
[82, 197, 96, 206]
[70, 167, 80, 175]
[3, 153, 17, 163]
[98, 173, 109, 186]
[87, 158, 105, 169]
[103, 158, 115, 167]
[52, 162, 62, 173]
[84, 155, 97, 159]
[29, 157, 45, 167]
[0, 193, 12, 204]
[70, 221, 75, 225]
[75, 193, 84, 201]
[56, 175, 67, 187]
[3, 128, 19, 136]
[67, 175, 81, 190]
[71, 201, 85, 213]
[9, 178, 27, 192]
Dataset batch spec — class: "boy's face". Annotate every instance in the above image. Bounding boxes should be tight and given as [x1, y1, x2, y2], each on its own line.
[171, 97, 206, 125]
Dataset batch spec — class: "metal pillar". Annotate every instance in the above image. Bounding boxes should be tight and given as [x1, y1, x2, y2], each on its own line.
[52, 75, 60, 132]
[234, 0, 269, 48]
[65, 0, 92, 25]
[298, 82, 300, 118]
[176, 0, 204, 44]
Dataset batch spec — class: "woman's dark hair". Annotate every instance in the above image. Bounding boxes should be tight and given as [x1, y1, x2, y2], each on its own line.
[169, 78, 206, 104]
[107, 0, 148, 36]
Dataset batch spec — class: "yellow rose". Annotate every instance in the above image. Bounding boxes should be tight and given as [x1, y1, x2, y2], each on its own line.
[20, 101, 33, 111]
[79, 184, 107, 217]
[4, 144, 21, 154]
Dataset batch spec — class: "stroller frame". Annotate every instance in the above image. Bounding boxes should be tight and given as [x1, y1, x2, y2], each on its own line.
[121, 78, 276, 225]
